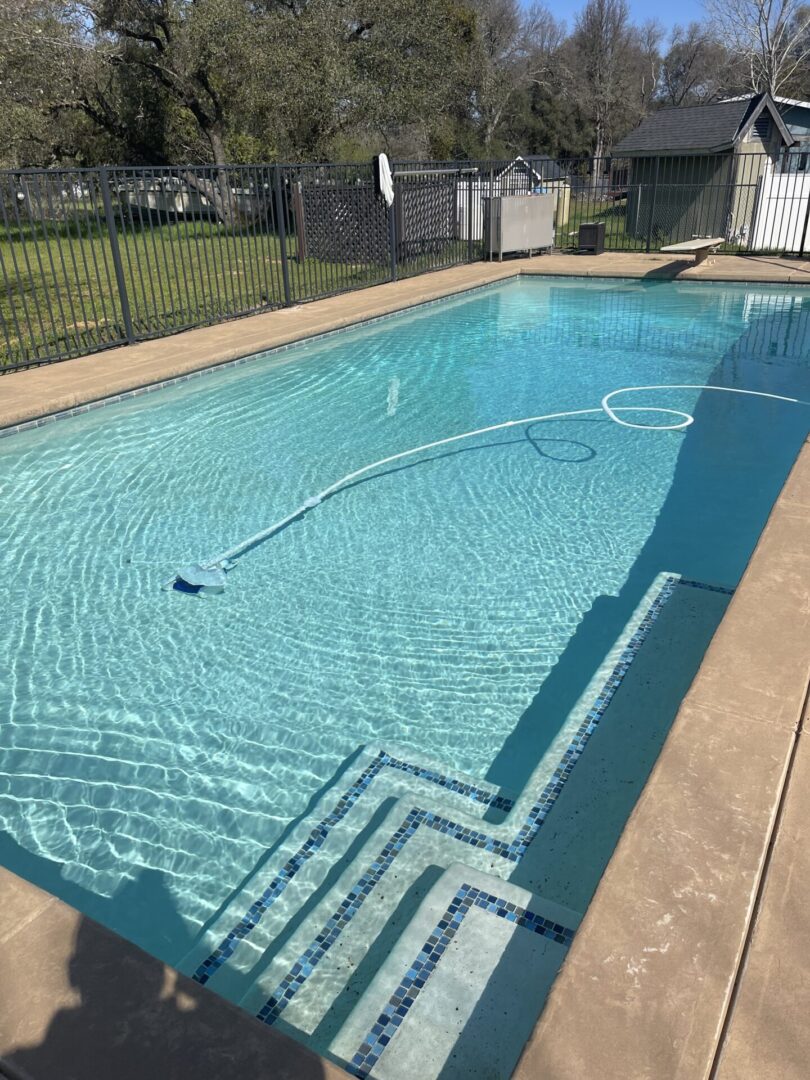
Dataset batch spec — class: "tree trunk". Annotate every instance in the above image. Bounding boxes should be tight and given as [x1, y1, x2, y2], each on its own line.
[591, 121, 606, 193]
[181, 125, 242, 228]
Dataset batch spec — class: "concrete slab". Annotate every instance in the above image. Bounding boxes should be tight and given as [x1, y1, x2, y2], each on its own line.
[0, 869, 55, 947]
[0, 867, 346, 1080]
[713, 718, 810, 1080]
[779, 441, 810, 510]
[682, 453, 810, 731]
[513, 706, 794, 1080]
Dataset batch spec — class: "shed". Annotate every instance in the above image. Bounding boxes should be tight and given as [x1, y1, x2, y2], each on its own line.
[722, 95, 810, 170]
[612, 94, 795, 244]
[493, 155, 562, 192]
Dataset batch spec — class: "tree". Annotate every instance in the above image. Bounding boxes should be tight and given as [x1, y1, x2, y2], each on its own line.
[3, 0, 485, 166]
[560, 0, 661, 164]
[634, 20, 664, 115]
[0, 0, 113, 166]
[707, 0, 810, 95]
[467, 0, 565, 154]
[327, 0, 479, 160]
[2, 0, 716, 172]
[521, 80, 593, 157]
[659, 23, 740, 106]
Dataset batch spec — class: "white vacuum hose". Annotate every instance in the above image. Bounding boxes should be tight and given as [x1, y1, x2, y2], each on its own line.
[166, 384, 803, 591]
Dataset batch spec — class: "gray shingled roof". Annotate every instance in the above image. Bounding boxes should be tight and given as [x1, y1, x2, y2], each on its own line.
[613, 96, 764, 155]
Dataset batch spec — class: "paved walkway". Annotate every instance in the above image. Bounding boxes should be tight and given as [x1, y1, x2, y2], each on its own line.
[3, 252, 810, 431]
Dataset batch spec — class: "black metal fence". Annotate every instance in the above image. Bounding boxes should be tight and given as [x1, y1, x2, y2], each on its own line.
[2, 151, 809, 371]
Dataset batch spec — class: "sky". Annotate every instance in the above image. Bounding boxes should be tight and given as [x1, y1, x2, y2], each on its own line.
[535, 0, 708, 35]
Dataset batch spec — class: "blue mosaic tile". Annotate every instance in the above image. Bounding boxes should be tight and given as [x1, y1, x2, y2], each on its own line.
[676, 578, 735, 596]
[345, 884, 575, 1079]
[251, 575, 681, 1024]
[192, 750, 513, 984]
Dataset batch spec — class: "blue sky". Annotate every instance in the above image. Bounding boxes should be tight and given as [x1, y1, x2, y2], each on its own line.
[534, 0, 708, 34]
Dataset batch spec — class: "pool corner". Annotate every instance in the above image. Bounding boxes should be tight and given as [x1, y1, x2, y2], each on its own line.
[0, 865, 349, 1080]
[513, 434, 810, 1080]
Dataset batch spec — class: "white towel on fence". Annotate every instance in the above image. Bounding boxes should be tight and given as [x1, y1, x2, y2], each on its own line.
[377, 153, 394, 207]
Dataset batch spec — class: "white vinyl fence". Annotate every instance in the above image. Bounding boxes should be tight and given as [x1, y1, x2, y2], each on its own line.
[751, 164, 810, 253]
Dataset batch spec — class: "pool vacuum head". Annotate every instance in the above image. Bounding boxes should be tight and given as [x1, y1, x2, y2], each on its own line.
[173, 563, 228, 595]
[163, 384, 806, 597]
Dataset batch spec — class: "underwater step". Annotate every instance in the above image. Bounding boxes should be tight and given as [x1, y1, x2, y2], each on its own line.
[183, 573, 730, 1053]
[228, 573, 732, 1047]
[181, 741, 515, 995]
[236, 793, 528, 1043]
[329, 863, 580, 1079]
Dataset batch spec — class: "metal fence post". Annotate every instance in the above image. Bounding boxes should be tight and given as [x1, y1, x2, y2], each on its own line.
[273, 165, 292, 306]
[646, 157, 660, 254]
[388, 195, 398, 283]
[467, 172, 474, 262]
[800, 189, 810, 258]
[99, 167, 135, 344]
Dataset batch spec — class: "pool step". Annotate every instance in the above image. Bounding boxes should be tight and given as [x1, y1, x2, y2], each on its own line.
[329, 863, 580, 1079]
[181, 573, 733, 1073]
[217, 573, 712, 1044]
[181, 740, 516, 997]
[235, 791, 530, 1047]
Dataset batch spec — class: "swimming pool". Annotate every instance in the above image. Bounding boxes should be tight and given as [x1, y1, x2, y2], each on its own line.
[1, 276, 809, 1003]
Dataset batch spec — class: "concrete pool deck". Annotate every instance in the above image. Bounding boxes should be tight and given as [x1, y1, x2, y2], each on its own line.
[1, 253, 810, 1079]
[0, 866, 347, 1080]
[2, 251, 810, 431]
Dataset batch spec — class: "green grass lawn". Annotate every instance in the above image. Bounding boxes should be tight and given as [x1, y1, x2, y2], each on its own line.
[4, 197, 725, 370]
[560, 197, 648, 252]
[0, 217, 388, 369]
[560, 194, 754, 255]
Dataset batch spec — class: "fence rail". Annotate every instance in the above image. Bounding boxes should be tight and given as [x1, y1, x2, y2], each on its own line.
[1, 151, 809, 371]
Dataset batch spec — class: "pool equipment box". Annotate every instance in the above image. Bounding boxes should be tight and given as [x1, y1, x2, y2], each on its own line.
[484, 194, 554, 260]
[578, 220, 605, 254]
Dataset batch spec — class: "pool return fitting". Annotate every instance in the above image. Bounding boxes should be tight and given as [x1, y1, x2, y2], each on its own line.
[165, 384, 805, 594]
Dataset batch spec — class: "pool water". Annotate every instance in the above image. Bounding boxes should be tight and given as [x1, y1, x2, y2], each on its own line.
[1, 277, 809, 966]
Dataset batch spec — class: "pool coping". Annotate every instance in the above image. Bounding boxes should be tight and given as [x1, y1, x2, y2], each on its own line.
[2, 252, 810, 434]
[0, 866, 348, 1080]
[514, 436, 810, 1080]
[2, 254, 810, 1079]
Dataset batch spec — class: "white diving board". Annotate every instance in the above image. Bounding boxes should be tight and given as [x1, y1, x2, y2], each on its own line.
[660, 237, 725, 265]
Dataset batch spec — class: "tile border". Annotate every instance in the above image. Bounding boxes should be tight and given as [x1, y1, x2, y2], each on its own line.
[250, 574, 714, 1026]
[0, 278, 510, 440]
[192, 750, 514, 985]
[194, 573, 684, 990]
[346, 883, 575, 1079]
[678, 579, 735, 596]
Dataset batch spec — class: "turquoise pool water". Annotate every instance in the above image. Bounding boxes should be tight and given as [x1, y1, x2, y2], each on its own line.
[1, 277, 809, 965]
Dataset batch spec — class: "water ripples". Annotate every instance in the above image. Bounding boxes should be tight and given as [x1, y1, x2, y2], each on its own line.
[1, 277, 809, 962]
